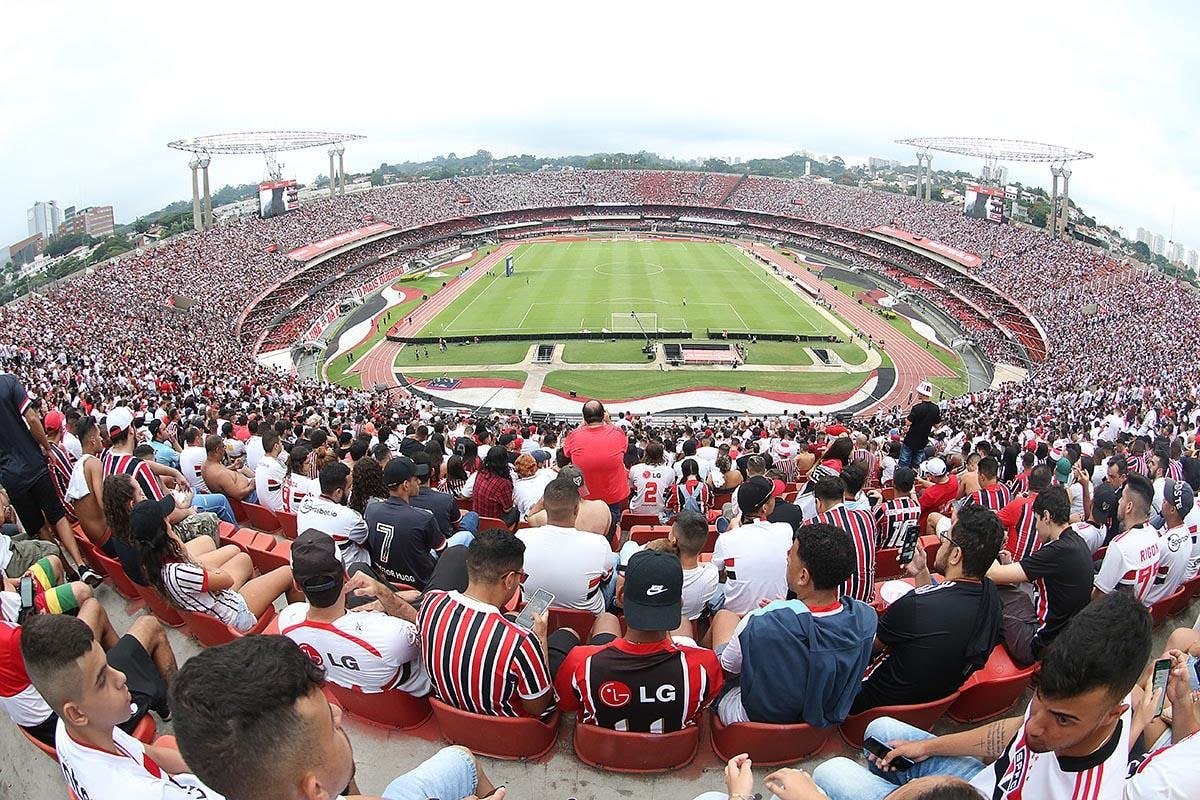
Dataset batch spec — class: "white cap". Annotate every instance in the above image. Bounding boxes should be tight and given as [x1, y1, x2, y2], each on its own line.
[916, 381, 934, 397]
[106, 407, 135, 434]
[921, 457, 948, 478]
[935, 515, 953, 536]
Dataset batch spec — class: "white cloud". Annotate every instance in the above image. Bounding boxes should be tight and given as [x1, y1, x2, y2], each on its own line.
[0, 0, 1195, 251]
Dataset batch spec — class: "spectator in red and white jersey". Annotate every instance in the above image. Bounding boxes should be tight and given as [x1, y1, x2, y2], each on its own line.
[177, 426, 208, 493]
[297, 461, 370, 570]
[1006, 448, 1036, 495]
[914, 457, 958, 537]
[42, 409, 77, 523]
[967, 456, 1011, 512]
[1094, 473, 1161, 605]
[418, 529, 556, 719]
[710, 476, 793, 615]
[551, 550, 722, 733]
[668, 458, 712, 518]
[278, 530, 429, 697]
[848, 433, 877, 485]
[812, 593, 1150, 800]
[1143, 479, 1193, 606]
[812, 475, 877, 603]
[281, 444, 318, 513]
[995, 464, 1052, 561]
[872, 467, 921, 550]
[628, 440, 675, 522]
[253, 429, 287, 512]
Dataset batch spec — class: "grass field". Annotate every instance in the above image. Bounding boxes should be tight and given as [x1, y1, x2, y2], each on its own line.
[417, 240, 839, 338]
[541, 370, 868, 400]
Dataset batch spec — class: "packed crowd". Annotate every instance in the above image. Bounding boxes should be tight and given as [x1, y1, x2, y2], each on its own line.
[2, 169, 1200, 798]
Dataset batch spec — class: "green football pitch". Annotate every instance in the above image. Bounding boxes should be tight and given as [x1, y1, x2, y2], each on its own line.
[416, 240, 839, 339]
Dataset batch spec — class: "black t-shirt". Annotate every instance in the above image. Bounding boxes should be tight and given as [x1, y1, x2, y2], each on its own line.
[1019, 529, 1094, 655]
[0, 375, 46, 492]
[398, 437, 425, 457]
[101, 536, 149, 586]
[424, 544, 469, 593]
[768, 499, 803, 534]
[853, 578, 1001, 712]
[364, 497, 445, 589]
[903, 401, 941, 451]
[410, 486, 462, 539]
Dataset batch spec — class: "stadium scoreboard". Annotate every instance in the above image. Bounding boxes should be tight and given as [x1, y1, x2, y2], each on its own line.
[963, 184, 1006, 223]
[259, 179, 300, 219]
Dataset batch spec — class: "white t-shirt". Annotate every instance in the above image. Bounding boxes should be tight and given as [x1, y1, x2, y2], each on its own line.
[1144, 525, 1190, 605]
[0, 618, 53, 727]
[56, 720, 221, 800]
[517, 525, 613, 615]
[682, 562, 720, 621]
[278, 603, 429, 696]
[513, 473, 554, 521]
[628, 463, 675, 517]
[282, 473, 319, 513]
[1095, 523, 1161, 605]
[711, 519, 793, 615]
[970, 700, 1130, 800]
[161, 562, 251, 628]
[1070, 520, 1106, 554]
[254, 455, 287, 512]
[1184, 502, 1200, 580]
[178, 446, 208, 493]
[66, 453, 97, 502]
[297, 495, 370, 568]
[244, 436, 264, 471]
[1126, 729, 1200, 800]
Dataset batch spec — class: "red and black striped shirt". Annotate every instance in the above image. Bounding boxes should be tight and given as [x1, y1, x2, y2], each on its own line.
[874, 495, 921, 549]
[816, 505, 877, 602]
[100, 450, 167, 502]
[969, 483, 1012, 512]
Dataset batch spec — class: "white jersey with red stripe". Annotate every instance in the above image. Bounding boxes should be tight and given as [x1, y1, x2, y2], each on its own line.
[970, 700, 1130, 800]
[1143, 525, 1190, 606]
[278, 603, 429, 696]
[254, 455, 286, 512]
[628, 463, 675, 517]
[0, 619, 53, 727]
[1126, 728, 1200, 800]
[55, 720, 221, 800]
[1093, 523, 1161, 604]
[1184, 501, 1200, 579]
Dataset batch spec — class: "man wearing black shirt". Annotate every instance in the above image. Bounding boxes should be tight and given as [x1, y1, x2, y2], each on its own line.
[987, 485, 1094, 666]
[851, 503, 1003, 713]
[899, 381, 941, 469]
[408, 452, 475, 540]
[364, 456, 445, 588]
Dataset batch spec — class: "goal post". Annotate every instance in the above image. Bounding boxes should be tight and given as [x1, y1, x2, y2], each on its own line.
[610, 312, 658, 332]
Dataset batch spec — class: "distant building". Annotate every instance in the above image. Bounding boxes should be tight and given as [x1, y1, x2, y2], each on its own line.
[1187, 249, 1198, 271]
[9, 233, 45, 267]
[1168, 242, 1185, 263]
[868, 157, 900, 171]
[58, 205, 115, 238]
[1136, 227, 1152, 245]
[1151, 233, 1166, 255]
[27, 201, 61, 241]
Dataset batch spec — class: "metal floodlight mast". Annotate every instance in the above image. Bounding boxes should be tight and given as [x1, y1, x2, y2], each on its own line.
[167, 131, 365, 230]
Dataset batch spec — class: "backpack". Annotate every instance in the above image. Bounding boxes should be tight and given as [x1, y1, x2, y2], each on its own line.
[678, 479, 707, 514]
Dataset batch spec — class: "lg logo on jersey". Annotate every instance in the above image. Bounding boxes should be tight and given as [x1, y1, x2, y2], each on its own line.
[328, 653, 361, 670]
[598, 681, 677, 707]
[297, 644, 360, 671]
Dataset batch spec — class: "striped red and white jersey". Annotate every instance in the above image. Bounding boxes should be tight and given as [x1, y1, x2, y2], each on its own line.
[874, 495, 921, 549]
[418, 589, 553, 717]
[971, 700, 1131, 800]
[100, 449, 167, 501]
[969, 483, 1012, 512]
[46, 441, 78, 521]
[1094, 524, 1161, 604]
[999, 495, 1041, 561]
[816, 505, 877, 602]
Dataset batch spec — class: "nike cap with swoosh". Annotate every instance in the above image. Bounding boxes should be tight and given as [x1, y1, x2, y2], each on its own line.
[623, 550, 683, 631]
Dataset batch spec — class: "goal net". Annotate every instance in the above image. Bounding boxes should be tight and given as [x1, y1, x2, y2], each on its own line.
[610, 312, 658, 332]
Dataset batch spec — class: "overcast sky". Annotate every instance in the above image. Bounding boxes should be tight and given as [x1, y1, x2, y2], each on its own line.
[1, 1, 1196, 252]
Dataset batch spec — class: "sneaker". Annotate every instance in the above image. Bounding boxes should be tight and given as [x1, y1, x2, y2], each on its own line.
[80, 568, 104, 588]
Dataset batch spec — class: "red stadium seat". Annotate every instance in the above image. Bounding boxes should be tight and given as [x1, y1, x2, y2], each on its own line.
[710, 713, 835, 766]
[20, 714, 157, 762]
[918, 534, 940, 565]
[135, 584, 187, 629]
[839, 692, 960, 748]
[241, 501, 281, 534]
[548, 607, 596, 641]
[277, 509, 299, 540]
[1150, 586, 1188, 628]
[875, 547, 904, 581]
[180, 604, 278, 647]
[948, 646, 1037, 723]
[428, 698, 559, 760]
[628, 525, 671, 545]
[72, 531, 108, 578]
[1181, 572, 1200, 603]
[619, 512, 661, 533]
[573, 722, 699, 773]
[455, 496, 472, 511]
[477, 516, 509, 532]
[323, 683, 433, 730]
[85, 545, 144, 602]
[252, 538, 292, 573]
[226, 496, 250, 523]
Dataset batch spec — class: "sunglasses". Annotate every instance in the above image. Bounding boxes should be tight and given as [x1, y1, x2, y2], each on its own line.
[505, 569, 529, 584]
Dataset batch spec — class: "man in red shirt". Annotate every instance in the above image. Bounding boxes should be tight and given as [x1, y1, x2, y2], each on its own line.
[551, 550, 722, 732]
[563, 400, 629, 531]
[996, 464, 1052, 560]
[916, 457, 958, 535]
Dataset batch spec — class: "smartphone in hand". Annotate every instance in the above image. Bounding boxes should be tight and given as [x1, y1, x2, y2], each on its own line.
[864, 736, 916, 771]
[515, 587, 554, 630]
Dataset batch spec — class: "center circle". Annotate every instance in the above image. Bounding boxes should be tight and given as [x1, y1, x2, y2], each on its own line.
[593, 261, 665, 277]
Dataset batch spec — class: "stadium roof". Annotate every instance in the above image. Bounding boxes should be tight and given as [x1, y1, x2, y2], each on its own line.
[167, 131, 365, 155]
[895, 137, 1093, 163]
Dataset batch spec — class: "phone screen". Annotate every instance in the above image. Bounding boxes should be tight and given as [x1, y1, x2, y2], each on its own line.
[864, 736, 915, 770]
[898, 525, 918, 564]
[515, 588, 554, 630]
[1151, 657, 1172, 717]
[19, 576, 34, 609]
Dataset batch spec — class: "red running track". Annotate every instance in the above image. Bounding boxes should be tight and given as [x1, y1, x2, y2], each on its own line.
[350, 244, 521, 391]
[750, 244, 957, 412]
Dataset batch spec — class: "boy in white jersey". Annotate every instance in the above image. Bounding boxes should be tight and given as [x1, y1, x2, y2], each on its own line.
[1094, 473, 1161, 605]
[812, 592, 1152, 800]
[628, 441, 676, 522]
[20, 613, 217, 800]
[278, 530, 429, 697]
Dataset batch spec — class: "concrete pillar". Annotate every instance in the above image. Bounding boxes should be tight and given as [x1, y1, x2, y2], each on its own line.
[1049, 166, 1061, 237]
[337, 150, 346, 196]
[924, 154, 933, 200]
[328, 149, 338, 198]
[189, 159, 203, 231]
[200, 158, 213, 229]
[1059, 167, 1072, 239]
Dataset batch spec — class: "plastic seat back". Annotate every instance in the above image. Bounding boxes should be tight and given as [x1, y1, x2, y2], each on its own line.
[241, 501, 281, 534]
[277, 510, 299, 540]
[428, 698, 559, 760]
[573, 722, 698, 773]
[180, 604, 277, 647]
[948, 646, 1036, 723]
[135, 584, 187, 629]
[710, 714, 834, 766]
[1150, 586, 1188, 628]
[840, 691, 959, 748]
[619, 512, 661, 532]
[477, 516, 510, 532]
[86, 546, 143, 601]
[324, 683, 433, 730]
[548, 607, 596, 641]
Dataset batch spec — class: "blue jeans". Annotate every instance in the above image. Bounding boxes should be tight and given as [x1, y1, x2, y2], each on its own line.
[898, 444, 928, 471]
[382, 745, 477, 800]
[432, 530, 475, 559]
[602, 552, 620, 611]
[457, 511, 479, 535]
[192, 493, 236, 524]
[811, 717, 984, 800]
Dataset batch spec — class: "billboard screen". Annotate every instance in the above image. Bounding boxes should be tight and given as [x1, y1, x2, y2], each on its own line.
[964, 183, 1006, 223]
[259, 179, 299, 219]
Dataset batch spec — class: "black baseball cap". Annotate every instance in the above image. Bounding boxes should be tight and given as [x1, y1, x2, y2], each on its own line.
[1091, 483, 1118, 524]
[129, 496, 176, 544]
[384, 456, 417, 487]
[291, 529, 345, 608]
[623, 550, 683, 631]
[737, 475, 774, 517]
[409, 451, 433, 478]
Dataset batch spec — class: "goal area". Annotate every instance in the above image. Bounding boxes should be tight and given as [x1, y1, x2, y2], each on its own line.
[610, 312, 658, 332]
